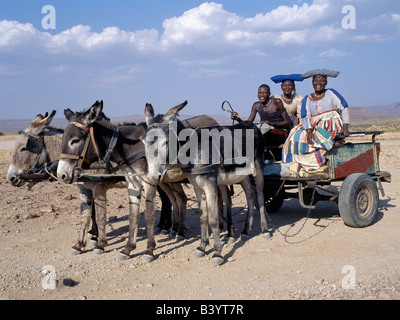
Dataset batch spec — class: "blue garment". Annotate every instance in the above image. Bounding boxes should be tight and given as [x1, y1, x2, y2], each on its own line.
[300, 89, 349, 129]
[271, 74, 304, 84]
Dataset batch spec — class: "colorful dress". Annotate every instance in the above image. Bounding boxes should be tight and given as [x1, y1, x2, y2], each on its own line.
[282, 89, 349, 172]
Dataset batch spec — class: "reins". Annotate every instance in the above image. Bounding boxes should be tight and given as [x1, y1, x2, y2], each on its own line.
[60, 122, 104, 169]
[18, 130, 46, 172]
[60, 121, 146, 173]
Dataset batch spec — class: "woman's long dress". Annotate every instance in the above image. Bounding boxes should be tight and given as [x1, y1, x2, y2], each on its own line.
[282, 89, 349, 172]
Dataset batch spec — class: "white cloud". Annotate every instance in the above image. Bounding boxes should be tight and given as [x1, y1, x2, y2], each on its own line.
[0, 1, 338, 57]
[0, 0, 398, 81]
[0, 20, 49, 48]
[46, 24, 159, 54]
[319, 48, 354, 57]
[160, 2, 240, 50]
[188, 67, 241, 79]
[246, 0, 331, 31]
[288, 54, 308, 65]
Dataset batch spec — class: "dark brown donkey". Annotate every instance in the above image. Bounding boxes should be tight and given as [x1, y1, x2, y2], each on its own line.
[143, 101, 270, 266]
[6, 110, 166, 255]
[57, 101, 221, 262]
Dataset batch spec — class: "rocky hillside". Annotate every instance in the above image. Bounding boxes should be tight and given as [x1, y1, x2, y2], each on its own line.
[1, 102, 400, 134]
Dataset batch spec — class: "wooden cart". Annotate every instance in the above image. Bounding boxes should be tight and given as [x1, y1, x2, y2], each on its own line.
[263, 131, 391, 227]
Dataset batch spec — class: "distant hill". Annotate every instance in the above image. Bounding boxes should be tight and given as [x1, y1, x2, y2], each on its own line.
[0, 114, 233, 134]
[351, 102, 400, 122]
[1, 102, 399, 134]
[365, 101, 400, 118]
[111, 113, 233, 125]
[349, 106, 388, 122]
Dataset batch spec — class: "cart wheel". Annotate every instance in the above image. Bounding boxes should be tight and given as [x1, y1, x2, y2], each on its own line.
[338, 173, 379, 228]
[264, 186, 285, 213]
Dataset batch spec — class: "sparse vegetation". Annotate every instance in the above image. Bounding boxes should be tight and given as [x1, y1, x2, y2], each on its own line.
[351, 119, 400, 133]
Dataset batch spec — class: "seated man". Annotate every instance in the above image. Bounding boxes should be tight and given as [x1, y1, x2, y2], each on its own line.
[231, 84, 292, 158]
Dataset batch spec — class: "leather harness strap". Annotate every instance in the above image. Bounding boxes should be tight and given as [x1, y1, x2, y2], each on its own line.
[60, 122, 102, 169]
[60, 129, 92, 169]
[59, 121, 145, 170]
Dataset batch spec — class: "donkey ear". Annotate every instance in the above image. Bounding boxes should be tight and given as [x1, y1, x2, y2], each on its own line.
[43, 110, 56, 125]
[164, 100, 188, 122]
[35, 110, 58, 134]
[145, 103, 154, 126]
[26, 114, 46, 134]
[64, 108, 75, 122]
[34, 114, 44, 121]
[82, 100, 103, 126]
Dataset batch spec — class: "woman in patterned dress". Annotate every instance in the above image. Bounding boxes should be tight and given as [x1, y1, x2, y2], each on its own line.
[282, 69, 350, 172]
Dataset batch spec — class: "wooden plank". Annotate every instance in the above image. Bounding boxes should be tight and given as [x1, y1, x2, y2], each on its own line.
[330, 142, 381, 179]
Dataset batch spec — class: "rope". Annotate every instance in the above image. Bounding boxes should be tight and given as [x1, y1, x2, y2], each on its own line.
[44, 162, 60, 181]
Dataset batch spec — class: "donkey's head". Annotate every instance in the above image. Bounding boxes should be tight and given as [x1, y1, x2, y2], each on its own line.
[57, 100, 104, 184]
[7, 111, 57, 187]
[143, 100, 188, 185]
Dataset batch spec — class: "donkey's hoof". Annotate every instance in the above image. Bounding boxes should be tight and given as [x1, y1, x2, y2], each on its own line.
[240, 233, 250, 241]
[118, 252, 129, 261]
[169, 230, 177, 238]
[70, 248, 81, 255]
[263, 231, 272, 240]
[142, 254, 155, 264]
[226, 237, 235, 245]
[93, 248, 104, 255]
[212, 255, 224, 267]
[194, 249, 206, 258]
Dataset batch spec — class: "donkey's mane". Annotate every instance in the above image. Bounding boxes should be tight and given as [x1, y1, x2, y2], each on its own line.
[43, 126, 64, 135]
[75, 109, 111, 123]
[121, 122, 137, 126]
[152, 114, 185, 131]
[96, 112, 111, 123]
[153, 114, 164, 123]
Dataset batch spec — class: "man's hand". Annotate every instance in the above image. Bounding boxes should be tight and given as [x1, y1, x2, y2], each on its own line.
[230, 111, 241, 122]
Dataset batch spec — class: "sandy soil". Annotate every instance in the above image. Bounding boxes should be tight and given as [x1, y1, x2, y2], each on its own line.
[0, 136, 399, 301]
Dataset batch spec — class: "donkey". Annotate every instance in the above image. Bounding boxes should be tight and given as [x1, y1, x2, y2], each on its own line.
[143, 101, 270, 266]
[57, 101, 220, 262]
[6, 110, 164, 255]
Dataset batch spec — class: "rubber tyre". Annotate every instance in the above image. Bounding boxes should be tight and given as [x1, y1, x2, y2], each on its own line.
[263, 185, 284, 213]
[338, 173, 379, 228]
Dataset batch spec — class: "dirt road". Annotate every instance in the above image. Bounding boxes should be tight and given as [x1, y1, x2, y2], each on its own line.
[0, 136, 399, 300]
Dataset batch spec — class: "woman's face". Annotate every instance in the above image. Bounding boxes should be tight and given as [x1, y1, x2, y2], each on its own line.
[312, 75, 327, 92]
[281, 81, 295, 95]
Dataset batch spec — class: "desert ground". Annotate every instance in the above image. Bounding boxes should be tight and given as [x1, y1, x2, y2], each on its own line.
[0, 134, 399, 301]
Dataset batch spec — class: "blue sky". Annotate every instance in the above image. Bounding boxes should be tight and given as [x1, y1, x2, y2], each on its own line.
[0, 0, 399, 120]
